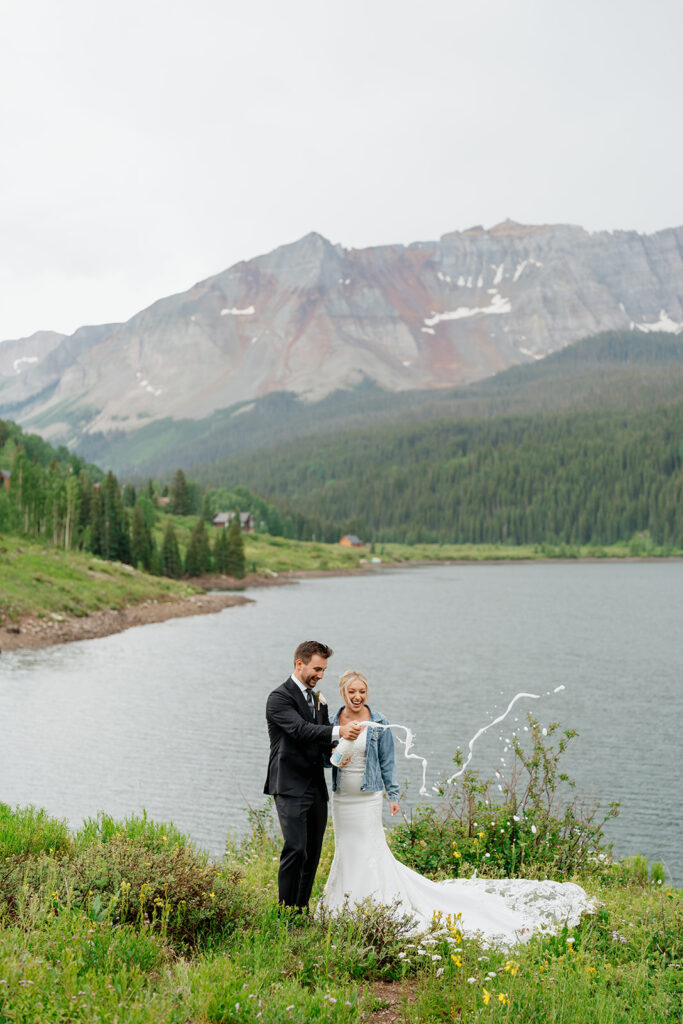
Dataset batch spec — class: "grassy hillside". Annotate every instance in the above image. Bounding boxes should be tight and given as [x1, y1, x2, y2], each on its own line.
[0, 534, 200, 624]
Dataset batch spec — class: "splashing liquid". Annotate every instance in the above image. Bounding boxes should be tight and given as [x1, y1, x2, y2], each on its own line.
[364, 722, 430, 796]
[358, 688, 556, 797]
[447, 692, 540, 784]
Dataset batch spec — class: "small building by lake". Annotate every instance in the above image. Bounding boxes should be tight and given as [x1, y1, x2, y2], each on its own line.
[339, 534, 365, 547]
[212, 511, 255, 533]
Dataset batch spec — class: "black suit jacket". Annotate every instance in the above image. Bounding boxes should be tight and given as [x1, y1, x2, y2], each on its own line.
[264, 677, 334, 798]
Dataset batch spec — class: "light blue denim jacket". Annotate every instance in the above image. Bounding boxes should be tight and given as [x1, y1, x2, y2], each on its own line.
[331, 706, 400, 802]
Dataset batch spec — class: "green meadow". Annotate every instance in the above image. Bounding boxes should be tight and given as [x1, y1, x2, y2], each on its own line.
[0, 722, 680, 1024]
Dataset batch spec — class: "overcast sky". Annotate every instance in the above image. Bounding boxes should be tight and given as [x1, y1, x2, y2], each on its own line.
[1, 0, 681, 342]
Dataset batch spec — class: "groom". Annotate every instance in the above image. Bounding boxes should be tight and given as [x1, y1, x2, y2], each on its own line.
[264, 640, 362, 912]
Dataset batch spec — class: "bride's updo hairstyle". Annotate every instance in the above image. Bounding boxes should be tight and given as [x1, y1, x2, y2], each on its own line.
[339, 669, 369, 700]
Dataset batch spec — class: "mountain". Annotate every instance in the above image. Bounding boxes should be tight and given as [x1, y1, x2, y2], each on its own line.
[1, 221, 682, 456]
[73, 330, 683, 477]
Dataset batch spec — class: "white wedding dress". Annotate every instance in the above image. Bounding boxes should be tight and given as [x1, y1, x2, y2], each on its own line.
[321, 729, 594, 947]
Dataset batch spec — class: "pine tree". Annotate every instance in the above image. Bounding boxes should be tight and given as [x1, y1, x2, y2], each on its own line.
[184, 517, 212, 576]
[225, 515, 246, 578]
[169, 468, 191, 515]
[213, 527, 229, 573]
[161, 519, 182, 578]
[131, 503, 153, 571]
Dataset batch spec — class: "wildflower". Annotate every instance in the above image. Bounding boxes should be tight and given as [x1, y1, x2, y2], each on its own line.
[498, 992, 510, 1005]
[531, 825, 537, 834]
[436, 967, 445, 977]
[586, 967, 596, 975]
[478, 832, 485, 839]
[451, 956, 463, 967]
[453, 850, 462, 858]
[482, 988, 491, 1005]
[505, 961, 520, 976]
[162, 835, 168, 842]
[209, 892, 216, 899]
[467, 977, 476, 984]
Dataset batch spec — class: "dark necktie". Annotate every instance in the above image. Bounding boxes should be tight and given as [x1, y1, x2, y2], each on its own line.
[305, 689, 316, 719]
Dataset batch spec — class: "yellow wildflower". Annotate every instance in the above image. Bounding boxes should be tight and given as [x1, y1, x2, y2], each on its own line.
[586, 967, 596, 975]
[498, 992, 509, 1005]
[453, 850, 462, 858]
[505, 961, 519, 976]
[482, 988, 491, 1005]
[451, 955, 463, 967]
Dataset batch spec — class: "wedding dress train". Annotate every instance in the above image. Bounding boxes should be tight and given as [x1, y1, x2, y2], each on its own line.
[321, 729, 594, 947]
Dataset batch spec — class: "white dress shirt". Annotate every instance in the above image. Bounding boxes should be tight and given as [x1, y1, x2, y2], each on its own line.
[291, 673, 340, 741]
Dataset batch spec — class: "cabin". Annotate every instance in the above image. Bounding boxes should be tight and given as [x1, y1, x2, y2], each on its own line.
[156, 495, 170, 507]
[0, 470, 10, 492]
[212, 511, 255, 533]
[339, 534, 365, 547]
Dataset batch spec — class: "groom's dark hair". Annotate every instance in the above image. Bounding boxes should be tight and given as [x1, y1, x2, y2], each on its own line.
[294, 640, 333, 665]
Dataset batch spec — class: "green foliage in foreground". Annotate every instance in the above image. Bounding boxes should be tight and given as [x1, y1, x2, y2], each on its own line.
[1, 725, 681, 1023]
[390, 717, 621, 881]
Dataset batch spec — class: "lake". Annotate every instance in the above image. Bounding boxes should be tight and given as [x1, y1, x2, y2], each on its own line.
[1, 562, 681, 884]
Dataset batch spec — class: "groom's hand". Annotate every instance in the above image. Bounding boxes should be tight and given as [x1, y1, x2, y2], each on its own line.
[339, 722, 363, 741]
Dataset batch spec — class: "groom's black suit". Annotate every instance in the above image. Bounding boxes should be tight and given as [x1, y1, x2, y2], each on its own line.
[264, 677, 334, 909]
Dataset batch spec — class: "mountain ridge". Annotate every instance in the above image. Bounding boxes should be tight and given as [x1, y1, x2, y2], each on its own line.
[1, 221, 682, 454]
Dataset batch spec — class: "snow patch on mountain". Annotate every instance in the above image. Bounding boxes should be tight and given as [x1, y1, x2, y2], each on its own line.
[13, 356, 39, 374]
[513, 259, 543, 283]
[424, 291, 511, 326]
[631, 310, 683, 334]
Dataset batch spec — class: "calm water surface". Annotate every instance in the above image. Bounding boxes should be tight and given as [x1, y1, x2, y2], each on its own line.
[1, 563, 681, 883]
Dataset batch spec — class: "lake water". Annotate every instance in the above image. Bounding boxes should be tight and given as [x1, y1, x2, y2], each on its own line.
[1, 562, 681, 885]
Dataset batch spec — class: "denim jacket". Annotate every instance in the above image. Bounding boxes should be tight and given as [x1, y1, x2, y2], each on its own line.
[331, 705, 400, 802]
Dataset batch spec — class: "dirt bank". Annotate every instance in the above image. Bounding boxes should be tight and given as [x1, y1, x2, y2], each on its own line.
[0, 591, 254, 652]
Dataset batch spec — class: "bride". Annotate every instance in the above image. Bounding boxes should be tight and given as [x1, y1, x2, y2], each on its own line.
[321, 670, 594, 946]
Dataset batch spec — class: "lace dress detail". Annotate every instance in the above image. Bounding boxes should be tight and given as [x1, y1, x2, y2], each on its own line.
[321, 729, 594, 947]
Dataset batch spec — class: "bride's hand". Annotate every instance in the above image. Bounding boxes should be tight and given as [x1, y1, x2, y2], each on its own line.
[389, 802, 400, 816]
[340, 755, 353, 766]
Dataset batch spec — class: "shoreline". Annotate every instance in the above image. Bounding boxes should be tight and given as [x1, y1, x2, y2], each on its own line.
[3, 555, 681, 653]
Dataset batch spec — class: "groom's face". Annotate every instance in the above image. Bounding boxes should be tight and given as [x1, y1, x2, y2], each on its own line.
[297, 655, 328, 689]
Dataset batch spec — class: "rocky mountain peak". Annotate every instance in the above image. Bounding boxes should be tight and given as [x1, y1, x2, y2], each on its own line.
[1, 222, 681, 447]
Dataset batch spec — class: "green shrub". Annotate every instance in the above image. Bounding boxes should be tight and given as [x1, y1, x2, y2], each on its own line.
[0, 803, 70, 858]
[74, 810, 191, 853]
[389, 716, 619, 880]
[50, 837, 252, 948]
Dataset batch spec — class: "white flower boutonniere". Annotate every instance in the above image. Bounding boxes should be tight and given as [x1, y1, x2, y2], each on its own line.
[312, 691, 327, 710]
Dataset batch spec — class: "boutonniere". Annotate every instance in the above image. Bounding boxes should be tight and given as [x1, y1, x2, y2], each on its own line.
[312, 691, 326, 709]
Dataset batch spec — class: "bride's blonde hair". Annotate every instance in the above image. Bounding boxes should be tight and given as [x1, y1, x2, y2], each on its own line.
[338, 669, 369, 698]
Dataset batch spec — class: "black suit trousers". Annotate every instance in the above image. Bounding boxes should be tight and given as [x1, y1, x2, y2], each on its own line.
[274, 783, 328, 909]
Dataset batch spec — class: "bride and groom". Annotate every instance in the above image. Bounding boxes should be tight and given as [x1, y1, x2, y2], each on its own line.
[264, 639, 594, 944]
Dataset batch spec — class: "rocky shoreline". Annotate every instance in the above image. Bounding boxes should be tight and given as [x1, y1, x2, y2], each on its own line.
[0, 567, 382, 654]
[0, 591, 256, 653]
